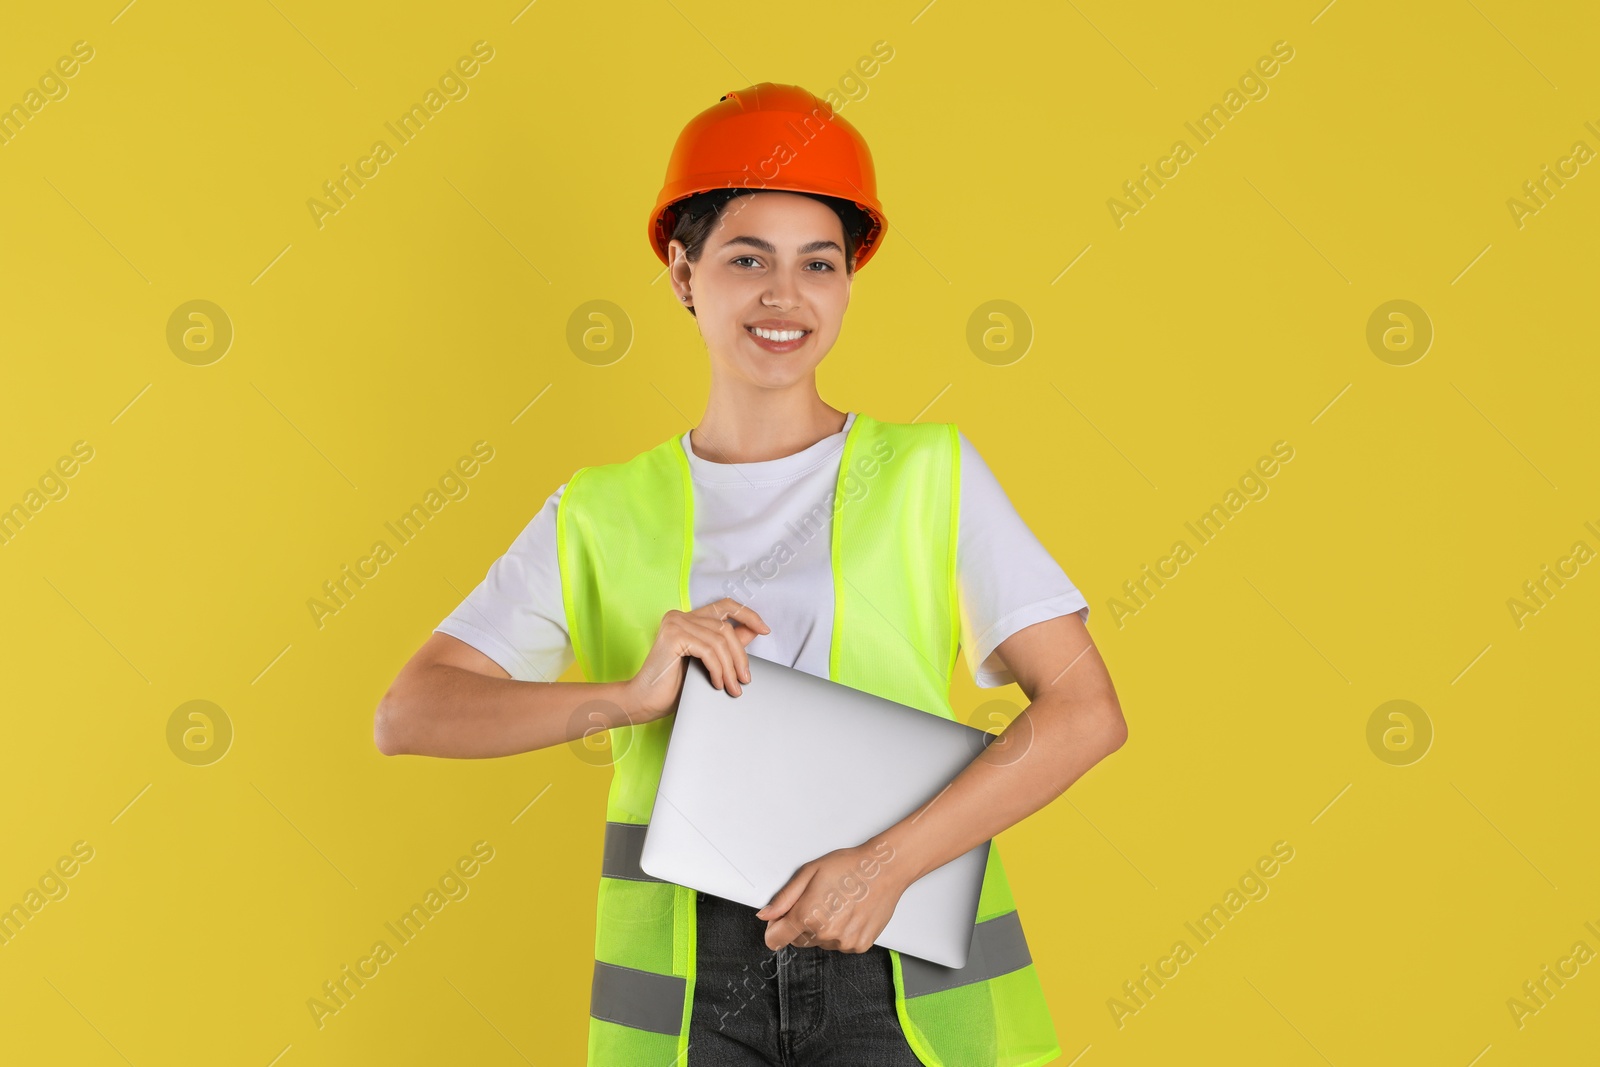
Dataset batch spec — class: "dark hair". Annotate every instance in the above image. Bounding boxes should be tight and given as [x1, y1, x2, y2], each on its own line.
[667, 189, 873, 316]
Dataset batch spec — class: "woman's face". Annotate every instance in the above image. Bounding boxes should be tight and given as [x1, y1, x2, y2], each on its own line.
[668, 191, 853, 390]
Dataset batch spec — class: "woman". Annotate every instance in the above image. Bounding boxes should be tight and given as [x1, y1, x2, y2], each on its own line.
[376, 84, 1126, 1067]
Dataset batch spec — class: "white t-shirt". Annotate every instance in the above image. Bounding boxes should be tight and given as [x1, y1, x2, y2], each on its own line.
[434, 412, 1089, 689]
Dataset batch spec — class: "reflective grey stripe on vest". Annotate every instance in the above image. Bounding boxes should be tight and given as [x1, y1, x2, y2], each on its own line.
[602, 821, 663, 882]
[592, 825, 682, 1033]
[591, 960, 685, 1034]
[602, 822, 1029, 1000]
[900, 910, 1033, 998]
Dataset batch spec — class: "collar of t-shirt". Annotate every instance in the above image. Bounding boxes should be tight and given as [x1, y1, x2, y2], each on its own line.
[678, 411, 858, 487]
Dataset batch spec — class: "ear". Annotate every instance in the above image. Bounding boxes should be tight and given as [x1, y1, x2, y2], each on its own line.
[667, 241, 693, 304]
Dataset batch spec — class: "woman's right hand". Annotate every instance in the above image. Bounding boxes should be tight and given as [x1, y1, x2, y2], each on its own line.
[622, 598, 772, 723]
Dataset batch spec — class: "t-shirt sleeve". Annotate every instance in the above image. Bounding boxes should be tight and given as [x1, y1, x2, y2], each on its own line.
[432, 484, 575, 683]
[955, 432, 1089, 688]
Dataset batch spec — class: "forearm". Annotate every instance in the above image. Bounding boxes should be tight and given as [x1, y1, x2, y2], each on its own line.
[376, 664, 635, 759]
[875, 695, 1126, 885]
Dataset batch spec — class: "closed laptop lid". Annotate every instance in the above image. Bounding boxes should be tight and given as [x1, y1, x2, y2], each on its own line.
[639, 653, 993, 969]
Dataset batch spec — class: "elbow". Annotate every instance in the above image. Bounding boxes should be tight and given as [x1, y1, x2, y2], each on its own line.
[1099, 701, 1129, 753]
[373, 691, 411, 756]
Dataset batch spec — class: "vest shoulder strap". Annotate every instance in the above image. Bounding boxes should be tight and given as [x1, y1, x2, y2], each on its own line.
[557, 433, 692, 683]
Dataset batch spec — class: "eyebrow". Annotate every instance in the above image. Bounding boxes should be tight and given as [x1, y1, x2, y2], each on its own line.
[717, 235, 844, 256]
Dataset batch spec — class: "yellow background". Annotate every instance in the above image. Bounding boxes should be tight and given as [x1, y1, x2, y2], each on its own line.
[2, 1, 1596, 1063]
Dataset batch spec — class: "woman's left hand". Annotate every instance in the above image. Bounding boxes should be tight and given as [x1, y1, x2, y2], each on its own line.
[757, 840, 911, 953]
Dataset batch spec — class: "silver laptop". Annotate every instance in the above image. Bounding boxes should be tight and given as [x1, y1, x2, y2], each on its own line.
[639, 653, 994, 969]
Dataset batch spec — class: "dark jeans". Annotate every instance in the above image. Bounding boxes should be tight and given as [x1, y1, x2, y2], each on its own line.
[689, 890, 924, 1066]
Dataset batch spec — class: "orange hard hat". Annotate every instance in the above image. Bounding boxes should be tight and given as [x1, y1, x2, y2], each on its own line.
[648, 83, 888, 271]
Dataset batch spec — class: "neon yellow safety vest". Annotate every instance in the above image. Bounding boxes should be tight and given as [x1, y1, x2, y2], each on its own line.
[556, 412, 1062, 1067]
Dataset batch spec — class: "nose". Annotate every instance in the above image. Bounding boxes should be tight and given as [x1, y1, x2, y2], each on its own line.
[763, 267, 802, 310]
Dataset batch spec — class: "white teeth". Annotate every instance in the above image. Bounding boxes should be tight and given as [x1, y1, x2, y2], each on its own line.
[750, 327, 806, 342]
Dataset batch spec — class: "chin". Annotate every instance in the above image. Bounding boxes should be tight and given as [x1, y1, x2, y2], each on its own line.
[742, 363, 807, 386]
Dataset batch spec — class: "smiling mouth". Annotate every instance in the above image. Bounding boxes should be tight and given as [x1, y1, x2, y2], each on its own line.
[744, 325, 812, 352]
[746, 325, 811, 342]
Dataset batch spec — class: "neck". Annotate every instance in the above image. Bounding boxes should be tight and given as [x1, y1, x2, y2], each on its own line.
[691, 389, 848, 464]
